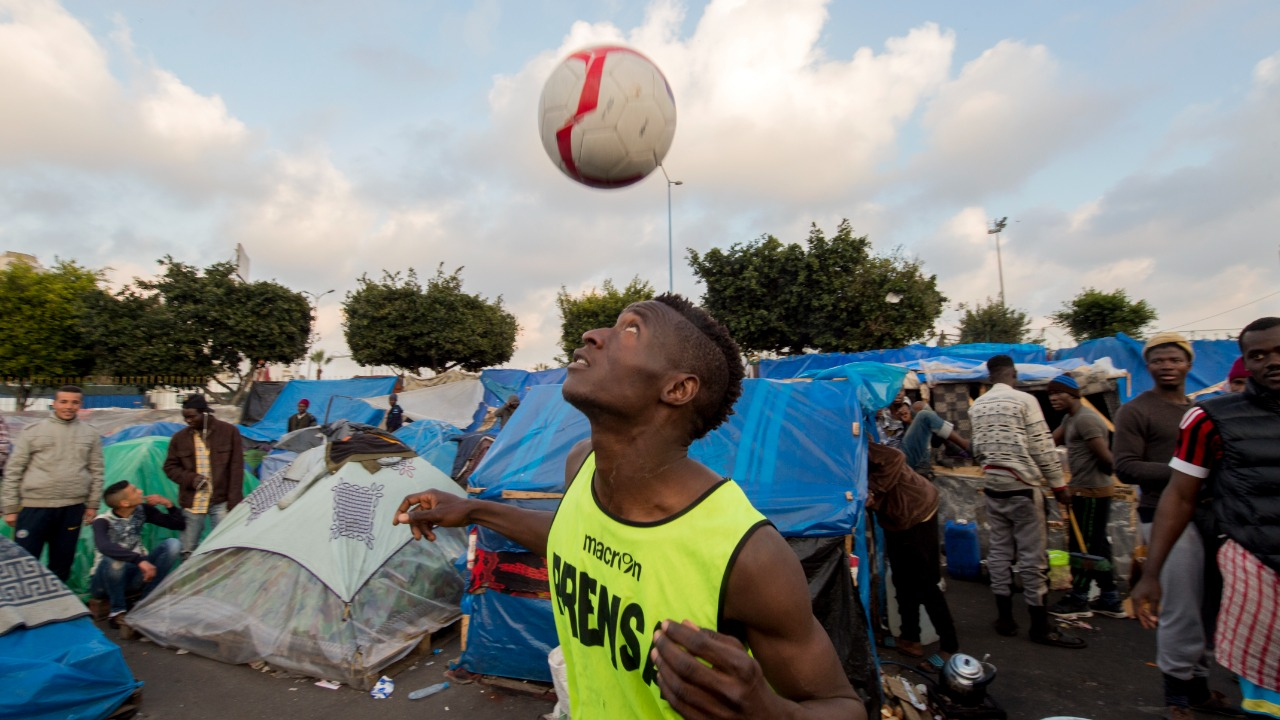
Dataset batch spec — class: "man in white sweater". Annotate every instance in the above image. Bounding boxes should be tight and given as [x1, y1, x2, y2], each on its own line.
[969, 356, 1083, 649]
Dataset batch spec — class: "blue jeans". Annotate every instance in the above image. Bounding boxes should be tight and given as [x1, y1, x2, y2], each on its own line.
[179, 502, 228, 555]
[91, 538, 182, 614]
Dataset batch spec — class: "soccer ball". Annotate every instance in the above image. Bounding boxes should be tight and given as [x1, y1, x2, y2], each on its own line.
[538, 46, 677, 189]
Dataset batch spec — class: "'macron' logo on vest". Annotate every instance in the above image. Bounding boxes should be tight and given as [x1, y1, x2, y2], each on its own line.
[552, 553, 659, 685]
[582, 533, 642, 581]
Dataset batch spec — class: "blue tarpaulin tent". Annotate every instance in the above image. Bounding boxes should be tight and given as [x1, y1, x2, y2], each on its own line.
[1055, 333, 1239, 398]
[758, 342, 1048, 379]
[458, 378, 869, 681]
[239, 377, 398, 442]
[102, 421, 185, 447]
[394, 419, 464, 476]
[0, 535, 141, 720]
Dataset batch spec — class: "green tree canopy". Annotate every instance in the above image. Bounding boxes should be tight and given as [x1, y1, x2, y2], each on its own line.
[1050, 287, 1157, 342]
[0, 260, 102, 407]
[688, 220, 946, 354]
[105, 257, 313, 401]
[343, 265, 518, 375]
[957, 298, 1034, 345]
[555, 277, 654, 363]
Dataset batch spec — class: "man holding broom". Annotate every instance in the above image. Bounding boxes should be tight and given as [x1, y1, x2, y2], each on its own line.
[1045, 373, 1125, 620]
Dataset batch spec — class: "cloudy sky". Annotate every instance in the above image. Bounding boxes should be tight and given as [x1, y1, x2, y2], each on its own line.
[2, 0, 1278, 376]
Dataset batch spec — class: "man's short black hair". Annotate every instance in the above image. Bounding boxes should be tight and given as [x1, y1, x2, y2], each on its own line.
[1239, 317, 1280, 352]
[652, 293, 744, 441]
[58, 384, 83, 395]
[987, 354, 1016, 374]
[104, 480, 131, 507]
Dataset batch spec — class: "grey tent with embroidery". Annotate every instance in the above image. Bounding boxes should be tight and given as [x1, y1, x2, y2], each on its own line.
[126, 445, 467, 689]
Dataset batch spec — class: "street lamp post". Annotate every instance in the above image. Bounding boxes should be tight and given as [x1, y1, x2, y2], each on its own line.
[987, 217, 1008, 305]
[660, 165, 683, 294]
[302, 289, 335, 377]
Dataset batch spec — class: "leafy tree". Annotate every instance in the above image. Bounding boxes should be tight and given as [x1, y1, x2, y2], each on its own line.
[555, 277, 655, 363]
[0, 261, 102, 408]
[1050, 287, 1157, 342]
[688, 220, 946, 354]
[124, 258, 312, 403]
[956, 298, 1033, 344]
[343, 265, 518, 375]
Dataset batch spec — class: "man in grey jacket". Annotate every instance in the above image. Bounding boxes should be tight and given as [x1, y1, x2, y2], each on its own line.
[1, 385, 105, 582]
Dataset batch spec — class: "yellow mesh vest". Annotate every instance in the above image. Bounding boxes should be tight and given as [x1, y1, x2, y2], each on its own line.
[546, 452, 769, 719]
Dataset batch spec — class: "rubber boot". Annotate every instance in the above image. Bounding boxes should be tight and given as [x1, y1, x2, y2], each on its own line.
[1029, 602, 1087, 649]
[993, 593, 1018, 637]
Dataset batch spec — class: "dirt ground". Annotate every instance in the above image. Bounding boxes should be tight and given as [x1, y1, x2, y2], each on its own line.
[106, 575, 1241, 720]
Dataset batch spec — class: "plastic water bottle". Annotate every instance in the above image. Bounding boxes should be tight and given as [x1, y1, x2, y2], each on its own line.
[408, 681, 450, 700]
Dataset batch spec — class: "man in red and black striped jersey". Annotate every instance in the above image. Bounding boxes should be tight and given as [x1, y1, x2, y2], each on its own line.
[1134, 317, 1280, 719]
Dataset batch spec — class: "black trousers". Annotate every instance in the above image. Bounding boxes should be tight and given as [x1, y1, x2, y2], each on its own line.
[884, 514, 959, 653]
[1069, 495, 1116, 596]
[15, 504, 85, 583]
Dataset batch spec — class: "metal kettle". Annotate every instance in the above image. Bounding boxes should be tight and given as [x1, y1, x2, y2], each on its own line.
[940, 653, 997, 705]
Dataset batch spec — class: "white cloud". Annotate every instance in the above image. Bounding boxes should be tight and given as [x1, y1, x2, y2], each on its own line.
[3, 0, 1278, 378]
[906, 40, 1121, 202]
[0, 0, 250, 192]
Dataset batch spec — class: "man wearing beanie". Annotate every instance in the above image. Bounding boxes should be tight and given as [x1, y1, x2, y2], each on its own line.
[1113, 332, 1239, 717]
[288, 399, 317, 432]
[164, 394, 245, 557]
[1227, 357, 1249, 394]
[968, 355, 1084, 648]
[1045, 374, 1124, 620]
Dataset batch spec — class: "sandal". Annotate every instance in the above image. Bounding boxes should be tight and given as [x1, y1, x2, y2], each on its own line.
[895, 639, 924, 658]
[917, 654, 947, 673]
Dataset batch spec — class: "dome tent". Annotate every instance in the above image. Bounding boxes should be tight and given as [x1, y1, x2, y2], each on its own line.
[126, 443, 467, 689]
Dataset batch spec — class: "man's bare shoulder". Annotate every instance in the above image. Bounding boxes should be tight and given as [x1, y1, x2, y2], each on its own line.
[564, 438, 593, 488]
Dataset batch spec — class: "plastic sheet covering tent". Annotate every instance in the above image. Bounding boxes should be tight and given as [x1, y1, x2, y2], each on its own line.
[1055, 332, 1240, 398]
[238, 377, 398, 442]
[126, 445, 468, 689]
[362, 378, 486, 429]
[393, 419, 463, 476]
[468, 367, 569, 429]
[240, 380, 286, 425]
[101, 420, 185, 446]
[0, 435, 259, 597]
[758, 342, 1049, 379]
[0, 536, 140, 720]
[458, 379, 868, 681]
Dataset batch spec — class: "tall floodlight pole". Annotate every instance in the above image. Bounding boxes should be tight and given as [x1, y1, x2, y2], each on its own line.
[987, 217, 1008, 305]
[660, 165, 683, 293]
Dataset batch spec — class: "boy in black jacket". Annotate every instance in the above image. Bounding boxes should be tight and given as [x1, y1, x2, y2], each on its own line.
[90, 480, 185, 631]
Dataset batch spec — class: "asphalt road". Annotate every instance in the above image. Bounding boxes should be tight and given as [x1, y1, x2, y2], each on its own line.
[106, 574, 1240, 720]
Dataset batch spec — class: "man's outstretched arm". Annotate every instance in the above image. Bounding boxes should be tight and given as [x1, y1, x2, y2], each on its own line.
[651, 525, 865, 720]
[394, 439, 591, 556]
[395, 491, 554, 556]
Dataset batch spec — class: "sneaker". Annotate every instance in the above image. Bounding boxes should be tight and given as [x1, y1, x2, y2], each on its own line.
[1048, 595, 1093, 619]
[1090, 597, 1129, 619]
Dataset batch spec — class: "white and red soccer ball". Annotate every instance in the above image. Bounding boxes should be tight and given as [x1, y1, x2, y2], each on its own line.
[538, 45, 677, 189]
